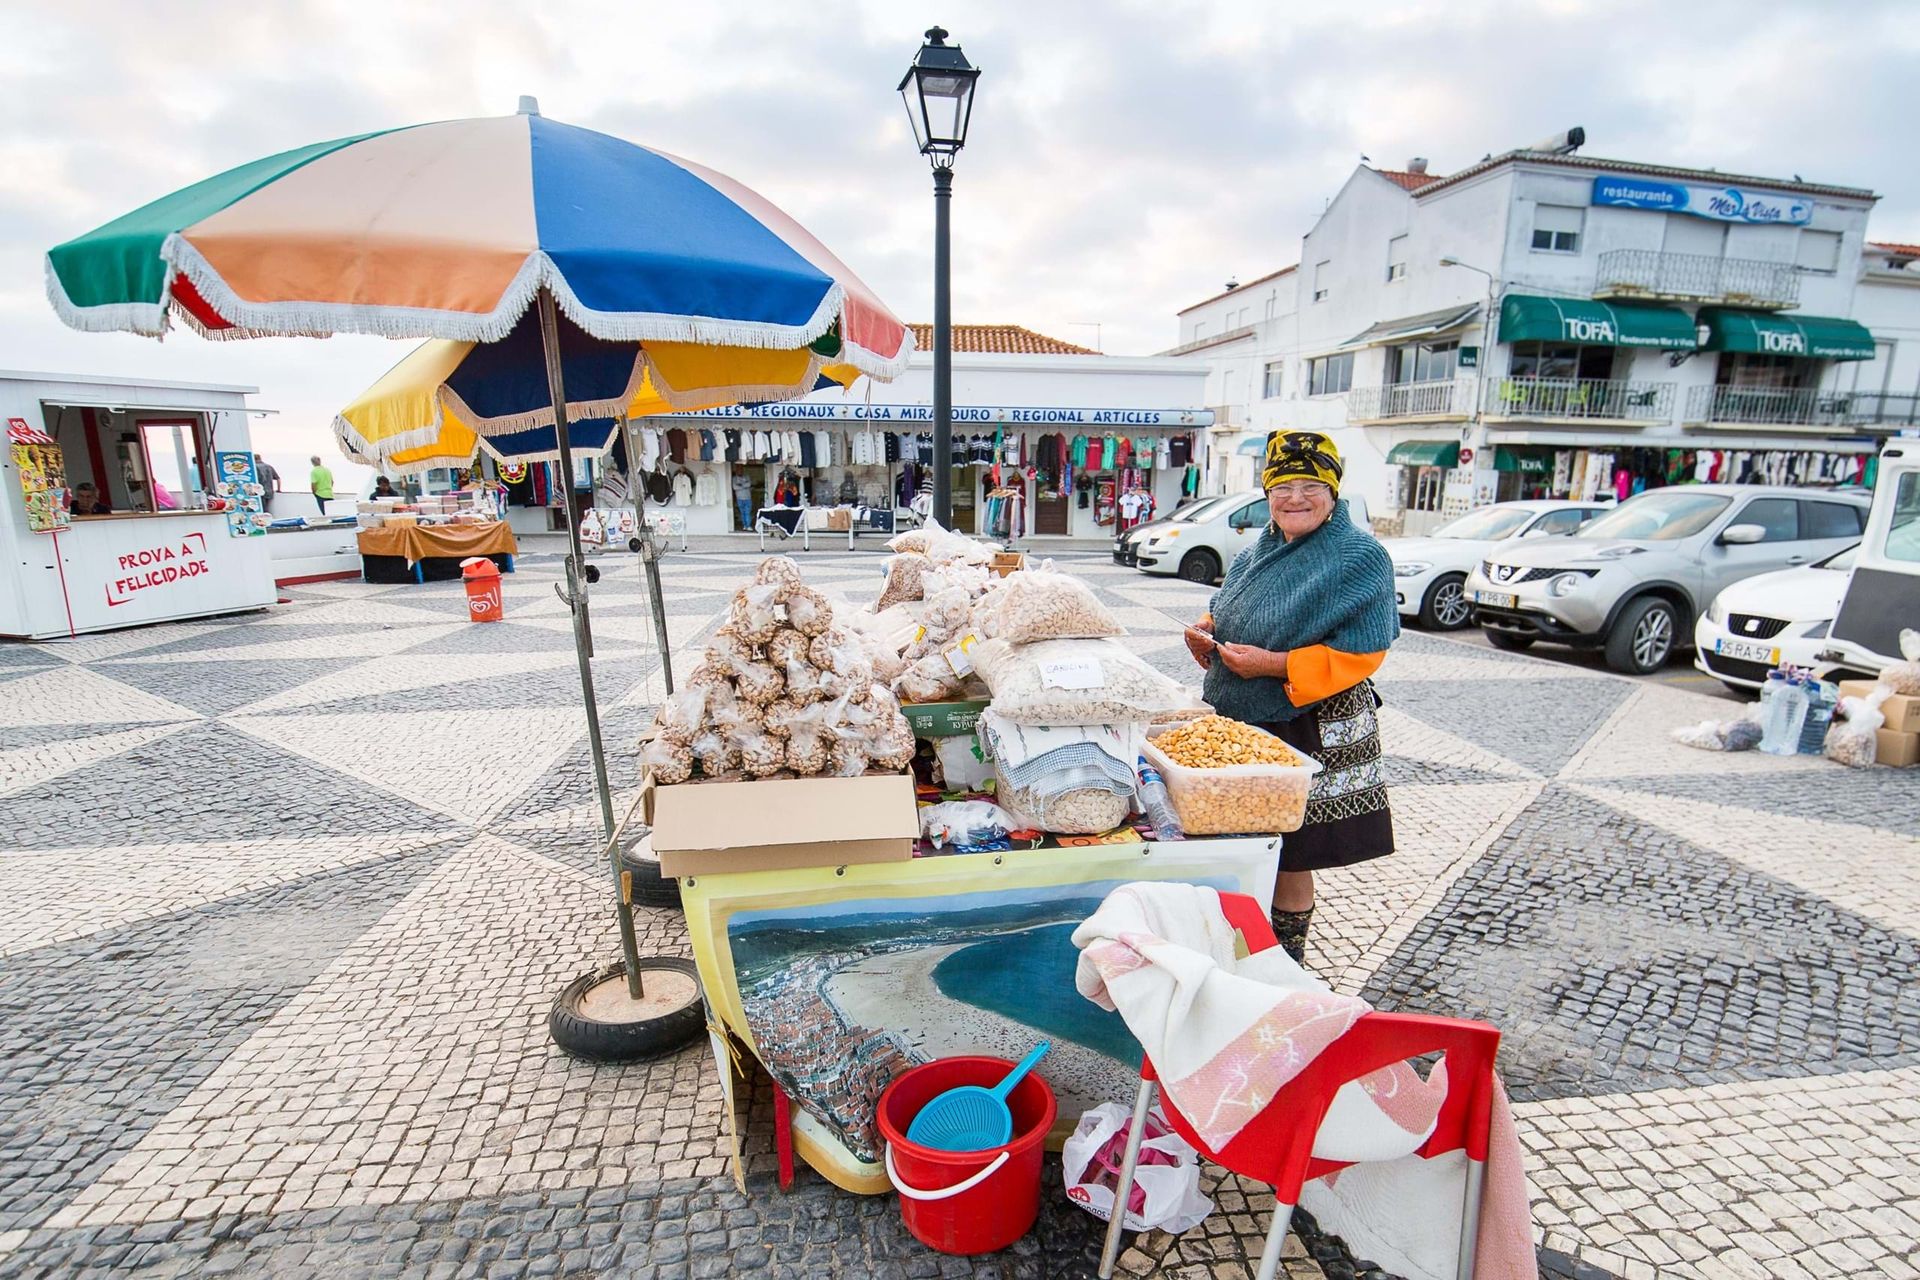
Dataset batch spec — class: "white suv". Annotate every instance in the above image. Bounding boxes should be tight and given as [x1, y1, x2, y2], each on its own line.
[1134, 491, 1371, 583]
[1386, 500, 1607, 630]
[1466, 485, 1870, 675]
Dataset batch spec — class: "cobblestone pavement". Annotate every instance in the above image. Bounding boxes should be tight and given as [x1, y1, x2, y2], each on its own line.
[1, 544, 1915, 1279]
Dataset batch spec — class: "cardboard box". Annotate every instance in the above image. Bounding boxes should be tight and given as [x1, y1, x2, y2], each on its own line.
[899, 697, 990, 738]
[1875, 728, 1920, 768]
[988, 551, 1026, 578]
[644, 771, 918, 876]
[1838, 680, 1920, 735]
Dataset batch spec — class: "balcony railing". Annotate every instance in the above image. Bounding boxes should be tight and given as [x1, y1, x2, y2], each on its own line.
[1346, 378, 1468, 420]
[1594, 249, 1801, 309]
[1484, 376, 1676, 421]
[1685, 384, 1920, 429]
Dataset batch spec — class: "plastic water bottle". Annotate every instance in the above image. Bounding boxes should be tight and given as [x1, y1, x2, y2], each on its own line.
[1797, 679, 1837, 755]
[1136, 757, 1185, 841]
[1762, 673, 1809, 756]
[1755, 670, 1787, 750]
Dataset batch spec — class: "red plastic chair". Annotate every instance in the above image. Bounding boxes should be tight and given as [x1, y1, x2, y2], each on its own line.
[1096, 892, 1501, 1280]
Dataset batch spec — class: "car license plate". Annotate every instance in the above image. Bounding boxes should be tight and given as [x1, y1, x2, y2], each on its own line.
[1474, 591, 1517, 609]
[1715, 638, 1780, 664]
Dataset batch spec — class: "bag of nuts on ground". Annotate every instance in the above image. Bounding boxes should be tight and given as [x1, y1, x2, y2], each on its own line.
[1142, 715, 1322, 835]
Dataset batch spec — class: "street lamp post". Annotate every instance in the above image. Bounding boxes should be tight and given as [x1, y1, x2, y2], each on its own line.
[900, 26, 980, 528]
[1440, 255, 1500, 511]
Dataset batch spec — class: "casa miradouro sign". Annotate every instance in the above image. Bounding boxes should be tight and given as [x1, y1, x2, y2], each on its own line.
[1590, 175, 1813, 226]
[659, 403, 1215, 426]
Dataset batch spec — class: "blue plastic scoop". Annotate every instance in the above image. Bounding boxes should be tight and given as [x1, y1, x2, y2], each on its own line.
[906, 1041, 1051, 1152]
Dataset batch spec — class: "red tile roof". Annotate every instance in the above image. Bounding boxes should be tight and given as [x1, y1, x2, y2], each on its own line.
[1176, 265, 1297, 316]
[905, 323, 1100, 355]
[1371, 167, 1443, 191]
[1869, 241, 1920, 257]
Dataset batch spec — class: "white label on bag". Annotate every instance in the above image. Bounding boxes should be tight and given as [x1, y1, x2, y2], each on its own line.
[944, 632, 979, 678]
[1040, 656, 1103, 690]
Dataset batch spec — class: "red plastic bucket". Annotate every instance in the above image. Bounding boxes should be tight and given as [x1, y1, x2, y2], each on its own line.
[877, 1055, 1057, 1255]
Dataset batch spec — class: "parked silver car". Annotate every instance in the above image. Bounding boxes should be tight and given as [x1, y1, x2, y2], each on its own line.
[1465, 485, 1871, 674]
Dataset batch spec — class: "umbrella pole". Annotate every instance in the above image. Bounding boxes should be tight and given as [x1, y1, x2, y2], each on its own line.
[623, 422, 674, 694]
[536, 287, 642, 997]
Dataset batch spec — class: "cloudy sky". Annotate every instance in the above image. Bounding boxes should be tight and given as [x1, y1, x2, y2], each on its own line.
[4, 0, 1916, 469]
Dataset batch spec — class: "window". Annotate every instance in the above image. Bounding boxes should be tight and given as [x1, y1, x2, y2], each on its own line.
[1388, 339, 1458, 384]
[1887, 473, 1920, 563]
[1802, 500, 1864, 539]
[1312, 260, 1331, 303]
[1796, 229, 1842, 275]
[1530, 204, 1583, 253]
[1262, 361, 1285, 398]
[1509, 341, 1615, 382]
[1732, 497, 1799, 542]
[1579, 491, 1730, 541]
[1307, 351, 1353, 396]
[1228, 500, 1266, 529]
[1386, 235, 1407, 282]
[1411, 467, 1445, 513]
[1190, 321, 1207, 341]
[1532, 509, 1589, 536]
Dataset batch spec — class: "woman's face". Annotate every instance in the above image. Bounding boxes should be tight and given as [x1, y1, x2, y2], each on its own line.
[1266, 481, 1336, 539]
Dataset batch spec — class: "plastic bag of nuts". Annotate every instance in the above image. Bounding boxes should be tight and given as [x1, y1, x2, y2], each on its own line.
[976, 569, 1123, 644]
[1142, 716, 1322, 835]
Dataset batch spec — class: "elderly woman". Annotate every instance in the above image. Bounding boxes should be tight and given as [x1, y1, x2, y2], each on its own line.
[1185, 431, 1399, 964]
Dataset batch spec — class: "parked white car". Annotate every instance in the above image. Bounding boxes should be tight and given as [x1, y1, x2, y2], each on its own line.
[1386, 500, 1608, 630]
[1694, 544, 1857, 692]
[1133, 490, 1371, 583]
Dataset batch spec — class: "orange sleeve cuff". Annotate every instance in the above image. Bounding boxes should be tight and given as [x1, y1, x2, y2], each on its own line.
[1285, 646, 1385, 705]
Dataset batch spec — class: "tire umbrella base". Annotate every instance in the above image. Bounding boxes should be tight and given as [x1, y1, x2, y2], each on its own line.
[549, 959, 705, 1062]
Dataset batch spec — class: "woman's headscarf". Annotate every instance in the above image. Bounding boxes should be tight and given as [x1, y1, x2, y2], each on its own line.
[1261, 431, 1343, 494]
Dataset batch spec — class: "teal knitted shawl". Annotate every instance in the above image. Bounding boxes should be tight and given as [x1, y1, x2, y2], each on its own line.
[1203, 501, 1400, 723]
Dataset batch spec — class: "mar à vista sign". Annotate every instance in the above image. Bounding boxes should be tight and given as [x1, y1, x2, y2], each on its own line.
[1591, 174, 1813, 226]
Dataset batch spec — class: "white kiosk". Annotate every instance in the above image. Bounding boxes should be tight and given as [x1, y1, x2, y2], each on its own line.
[0, 370, 279, 640]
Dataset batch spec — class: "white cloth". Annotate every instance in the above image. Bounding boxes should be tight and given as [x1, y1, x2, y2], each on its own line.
[814, 430, 833, 468]
[670, 472, 694, 506]
[694, 471, 720, 506]
[639, 427, 661, 472]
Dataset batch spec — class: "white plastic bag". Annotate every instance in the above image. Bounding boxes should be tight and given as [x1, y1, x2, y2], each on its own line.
[1825, 686, 1891, 768]
[1882, 628, 1920, 696]
[917, 800, 1019, 849]
[1062, 1103, 1213, 1234]
[931, 732, 994, 790]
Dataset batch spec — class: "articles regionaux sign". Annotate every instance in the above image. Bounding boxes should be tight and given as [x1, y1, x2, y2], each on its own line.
[106, 531, 210, 607]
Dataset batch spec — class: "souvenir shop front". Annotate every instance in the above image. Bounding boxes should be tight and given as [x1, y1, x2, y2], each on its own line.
[622, 346, 1214, 541]
[1475, 429, 1885, 505]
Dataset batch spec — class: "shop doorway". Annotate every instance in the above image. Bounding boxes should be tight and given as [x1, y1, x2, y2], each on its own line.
[1034, 492, 1070, 536]
[949, 465, 978, 534]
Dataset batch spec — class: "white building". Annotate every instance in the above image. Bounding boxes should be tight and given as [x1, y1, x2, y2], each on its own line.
[1173, 142, 1920, 533]
[628, 324, 1212, 542]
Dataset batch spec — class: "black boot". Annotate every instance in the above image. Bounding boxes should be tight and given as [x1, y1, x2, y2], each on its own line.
[1270, 906, 1313, 966]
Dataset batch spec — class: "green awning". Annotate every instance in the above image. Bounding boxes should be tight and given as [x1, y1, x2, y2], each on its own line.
[1385, 439, 1460, 467]
[1697, 308, 1876, 361]
[1499, 294, 1697, 349]
[1493, 445, 1553, 475]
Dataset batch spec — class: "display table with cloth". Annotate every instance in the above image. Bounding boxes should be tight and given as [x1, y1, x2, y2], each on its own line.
[679, 833, 1279, 1194]
[754, 506, 808, 551]
[356, 521, 518, 583]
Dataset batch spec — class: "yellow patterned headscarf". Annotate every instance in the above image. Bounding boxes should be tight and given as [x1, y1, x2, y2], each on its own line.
[1262, 431, 1343, 493]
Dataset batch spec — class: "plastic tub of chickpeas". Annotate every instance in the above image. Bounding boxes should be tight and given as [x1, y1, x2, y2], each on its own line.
[1142, 715, 1322, 835]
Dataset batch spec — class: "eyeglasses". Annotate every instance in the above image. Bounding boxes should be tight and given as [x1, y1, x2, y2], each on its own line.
[1267, 482, 1332, 500]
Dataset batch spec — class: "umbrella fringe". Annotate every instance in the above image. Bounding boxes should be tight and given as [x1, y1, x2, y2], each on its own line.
[156, 236, 852, 352]
[436, 342, 653, 438]
[331, 412, 458, 462]
[833, 328, 918, 383]
[474, 433, 620, 467]
[639, 352, 828, 412]
[43, 260, 171, 337]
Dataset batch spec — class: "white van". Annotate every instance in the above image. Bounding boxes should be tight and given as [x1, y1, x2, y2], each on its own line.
[1822, 440, 1920, 677]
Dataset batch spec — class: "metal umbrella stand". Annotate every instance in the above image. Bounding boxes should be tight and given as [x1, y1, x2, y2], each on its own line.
[538, 313, 707, 1059]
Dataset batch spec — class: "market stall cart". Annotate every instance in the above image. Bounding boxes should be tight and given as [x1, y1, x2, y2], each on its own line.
[355, 519, 519, 583]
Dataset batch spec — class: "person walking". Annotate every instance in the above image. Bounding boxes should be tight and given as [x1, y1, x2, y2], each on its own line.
[1184, 431, 1399, 965]
[308, 455, 335, 514]
[253, 454, 280, 512]
[732, 470, 752, 531]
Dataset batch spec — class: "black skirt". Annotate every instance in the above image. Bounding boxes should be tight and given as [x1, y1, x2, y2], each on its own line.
[1260, 680, 1395, 873]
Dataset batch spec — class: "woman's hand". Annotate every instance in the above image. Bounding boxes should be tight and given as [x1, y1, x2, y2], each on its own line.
[1215, 642, 1288, 680]
[1184, 617, 1216, 669]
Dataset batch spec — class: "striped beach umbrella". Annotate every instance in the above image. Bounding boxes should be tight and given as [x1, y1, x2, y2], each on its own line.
[45, 98, 913, 380]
